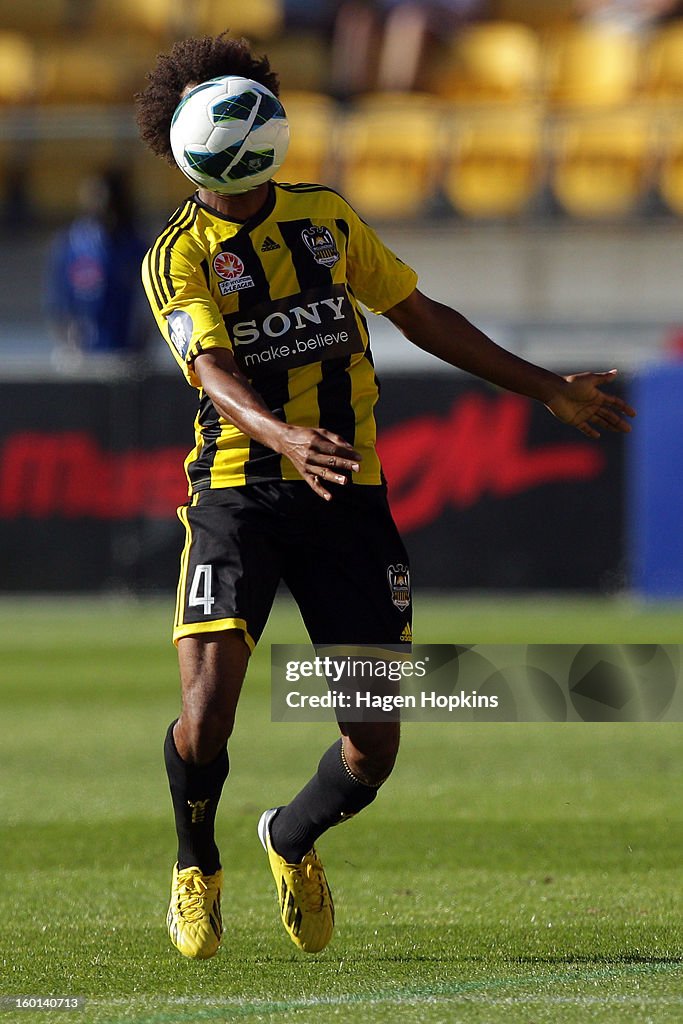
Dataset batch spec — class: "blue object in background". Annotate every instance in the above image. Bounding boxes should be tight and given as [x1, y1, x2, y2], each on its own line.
[45, 217, 146, 353]
[629, 362, 683, 598]
[44, 169, 148, 356]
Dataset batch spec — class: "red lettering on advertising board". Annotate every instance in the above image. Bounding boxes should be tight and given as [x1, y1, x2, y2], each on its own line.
[0, 393, 604, 526]
[0, 431, 188, 520]
[377, 393, 604, 532]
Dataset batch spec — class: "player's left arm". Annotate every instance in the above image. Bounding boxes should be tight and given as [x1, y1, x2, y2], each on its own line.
[384, 288, 636, 438]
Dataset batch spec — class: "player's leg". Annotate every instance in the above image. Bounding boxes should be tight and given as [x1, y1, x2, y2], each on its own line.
[258, 483, 410, 952]
[275, 482, 410, 852]
[167, 489, 281, 959]
[166, 632, 250, 878]
[165, 631, 249, 960]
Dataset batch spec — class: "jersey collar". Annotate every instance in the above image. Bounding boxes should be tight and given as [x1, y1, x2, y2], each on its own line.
[190, 182, 276, 230]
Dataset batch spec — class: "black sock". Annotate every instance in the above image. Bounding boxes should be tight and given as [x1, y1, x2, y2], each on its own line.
[270, 739, 379, 863]
[164, 721, 229, 875]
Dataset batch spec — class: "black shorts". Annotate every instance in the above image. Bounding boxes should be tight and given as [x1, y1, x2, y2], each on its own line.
[174, 482, 412, 649]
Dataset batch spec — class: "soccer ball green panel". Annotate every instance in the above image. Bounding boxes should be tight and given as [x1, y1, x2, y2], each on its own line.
[170, 76, 289, 195]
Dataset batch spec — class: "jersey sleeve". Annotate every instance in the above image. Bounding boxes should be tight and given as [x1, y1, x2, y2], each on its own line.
[141, 236, 232, 388]
[342, 202, 418, 314]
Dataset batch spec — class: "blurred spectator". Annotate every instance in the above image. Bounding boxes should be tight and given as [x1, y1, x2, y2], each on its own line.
[330, 0, 489, 98]
[45, 170, 148, 369]
[574, 0, 683, 33]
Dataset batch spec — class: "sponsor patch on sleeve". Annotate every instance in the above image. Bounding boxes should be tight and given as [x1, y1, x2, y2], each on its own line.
[166, 310, 194, 359]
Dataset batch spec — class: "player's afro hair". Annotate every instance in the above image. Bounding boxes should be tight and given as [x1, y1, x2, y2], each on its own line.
[135, 33, 280, 166]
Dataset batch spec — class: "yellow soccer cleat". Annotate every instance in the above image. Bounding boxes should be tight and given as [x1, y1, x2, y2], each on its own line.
[167, 863, 223, 959]
[257, 808, 334, 953]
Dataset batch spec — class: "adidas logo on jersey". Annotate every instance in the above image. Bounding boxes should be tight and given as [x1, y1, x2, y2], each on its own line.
[400, 623, 412, 643]
[260, 236, 280, 252]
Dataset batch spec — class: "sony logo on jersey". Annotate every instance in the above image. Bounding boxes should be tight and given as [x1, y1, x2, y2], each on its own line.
[232, 295, 345, 346]
[224, 284, 364, 376]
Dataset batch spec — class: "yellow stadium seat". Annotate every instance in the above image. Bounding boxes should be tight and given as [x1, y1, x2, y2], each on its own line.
[544, 25, 641, 108]
[280, 90, 339, 113]
[337, 105, 443, 219]
[550, 112, 652, 219]
[275, 92, 338, 188]
[444, 108, 543, 218]
[657, 125, 683, 217]
[435, 22, 542, 103]
[643, 21, 683, 102]
[36, 44, 123, 104]
[35, 36, 154, 104]
[196, 0, 283, 40]
[0, 0, 67, 33]
[86, 0, 188, 37]
[0, 32, 37, 104]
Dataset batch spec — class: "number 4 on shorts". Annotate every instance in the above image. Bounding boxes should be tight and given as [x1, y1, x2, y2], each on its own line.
[188, 564, 215, 615]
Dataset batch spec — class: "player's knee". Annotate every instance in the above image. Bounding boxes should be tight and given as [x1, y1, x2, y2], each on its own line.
[177, 703, 235, 763]
[343, 726, 399, 786]
[361, 747, 398, 787]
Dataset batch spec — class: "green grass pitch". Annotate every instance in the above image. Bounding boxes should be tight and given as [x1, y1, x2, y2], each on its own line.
[1, 594, 682, 1024]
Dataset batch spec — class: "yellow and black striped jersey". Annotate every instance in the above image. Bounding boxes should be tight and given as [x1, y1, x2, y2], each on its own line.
[142, 182, 418, 492]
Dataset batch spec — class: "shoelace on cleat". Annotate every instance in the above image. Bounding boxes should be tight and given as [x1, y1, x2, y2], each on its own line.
[175, 872, 215, 923]
[288, 858, 329, 914]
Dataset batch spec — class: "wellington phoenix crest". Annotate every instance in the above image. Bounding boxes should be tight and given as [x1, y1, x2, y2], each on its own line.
[387, 564, 411, 612]
[301, 225, 340, 268]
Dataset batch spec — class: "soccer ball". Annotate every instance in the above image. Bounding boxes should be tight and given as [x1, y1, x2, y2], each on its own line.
[169, 76, 289, 195]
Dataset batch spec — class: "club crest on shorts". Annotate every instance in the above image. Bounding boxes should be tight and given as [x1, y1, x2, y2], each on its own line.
[387, 564, 411, 611]
[301, 225, 340, 268]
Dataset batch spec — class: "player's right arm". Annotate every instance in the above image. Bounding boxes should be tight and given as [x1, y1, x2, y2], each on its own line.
[192, 348, 361, 500]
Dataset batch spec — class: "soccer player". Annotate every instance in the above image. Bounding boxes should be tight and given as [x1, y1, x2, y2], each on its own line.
[136, 34, 636, 960]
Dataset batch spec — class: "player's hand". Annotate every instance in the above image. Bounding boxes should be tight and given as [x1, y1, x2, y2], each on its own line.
[277, 425, 361, 500]
[545, 370, 636, 439]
